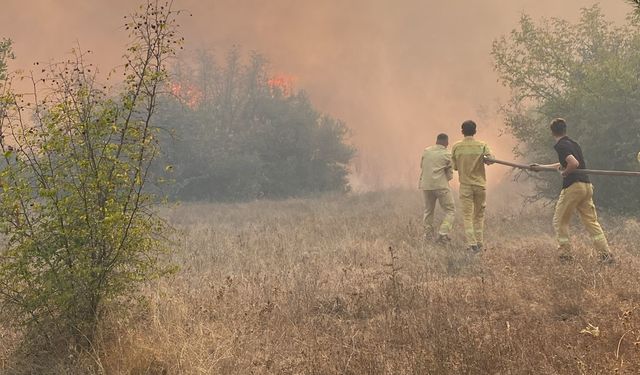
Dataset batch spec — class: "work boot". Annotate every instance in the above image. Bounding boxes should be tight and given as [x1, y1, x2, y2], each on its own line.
[558, 253, 574, 262]
[558, 244, 572, 262]
[468, 244, 480, 253]
[599, 253, 615, 265]
[594, 239, 611, 255]
[436, 234, 451, 245]
[423, 228, 435, 241]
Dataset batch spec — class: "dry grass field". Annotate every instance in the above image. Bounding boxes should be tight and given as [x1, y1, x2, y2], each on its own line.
[1, 189, 640, 374]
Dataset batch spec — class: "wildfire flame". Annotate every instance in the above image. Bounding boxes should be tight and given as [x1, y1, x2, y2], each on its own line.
[170, 82, 202, 109]
[267, 74, 295, 97]
[168, 73, 295, 108]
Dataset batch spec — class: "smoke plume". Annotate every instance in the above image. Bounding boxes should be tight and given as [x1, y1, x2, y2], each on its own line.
[0, 0, 630, 189]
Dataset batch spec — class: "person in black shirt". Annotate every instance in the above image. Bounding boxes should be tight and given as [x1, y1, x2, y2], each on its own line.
[554, 136, 591, 189]
[530, 118, 613, 263]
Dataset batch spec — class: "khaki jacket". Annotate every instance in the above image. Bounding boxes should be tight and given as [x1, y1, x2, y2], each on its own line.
[451, 136, 493, 187]
[419, 145, 453, 190]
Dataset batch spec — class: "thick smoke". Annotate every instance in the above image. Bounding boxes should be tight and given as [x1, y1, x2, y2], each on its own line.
[0, 0, 630, 189]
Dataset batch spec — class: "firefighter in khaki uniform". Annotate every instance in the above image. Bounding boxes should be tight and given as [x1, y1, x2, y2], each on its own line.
[419, 133, 455, 243]
[451, 120, 494, 252]
[530, 118, 614, 263]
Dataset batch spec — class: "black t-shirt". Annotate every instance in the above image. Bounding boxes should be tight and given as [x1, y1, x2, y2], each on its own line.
[554, 136, 590, 189]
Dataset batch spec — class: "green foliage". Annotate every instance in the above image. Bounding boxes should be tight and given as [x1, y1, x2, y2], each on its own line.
[492, 6, 640, 213]
[0, 38, 13, 81]
[153, 50, 355, 201]
[0, 1, 181, 346]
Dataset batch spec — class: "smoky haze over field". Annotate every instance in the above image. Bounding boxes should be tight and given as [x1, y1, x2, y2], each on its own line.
[0, 0, 630, 189]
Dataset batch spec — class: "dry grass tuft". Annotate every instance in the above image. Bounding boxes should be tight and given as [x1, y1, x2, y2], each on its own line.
[1, 190, 639, 374]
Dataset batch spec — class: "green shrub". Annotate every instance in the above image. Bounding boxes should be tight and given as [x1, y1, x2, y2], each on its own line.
[0, 1, 181, 347]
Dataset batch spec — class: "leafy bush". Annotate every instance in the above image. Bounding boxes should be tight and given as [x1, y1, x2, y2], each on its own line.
[153, 50, 355, 201]
[492, 6, 640, 213]
[0, 1, 181, 347]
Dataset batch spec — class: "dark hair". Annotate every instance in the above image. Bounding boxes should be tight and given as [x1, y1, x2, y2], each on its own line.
[461, 120, 477, 136]
[550, 118, 567, 136]
[436, 133, 448, 143]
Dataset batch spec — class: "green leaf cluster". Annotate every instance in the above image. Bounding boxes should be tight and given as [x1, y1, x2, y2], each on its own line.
[0, 38, 13, 82]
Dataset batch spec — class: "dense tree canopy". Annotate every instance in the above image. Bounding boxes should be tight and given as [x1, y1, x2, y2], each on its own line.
[154, 50, 355, 201]
[492, 6, 640, 213]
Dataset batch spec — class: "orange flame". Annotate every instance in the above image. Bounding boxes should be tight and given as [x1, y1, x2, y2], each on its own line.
[170, 81, 202, 109]
[267, 74, 295, 97]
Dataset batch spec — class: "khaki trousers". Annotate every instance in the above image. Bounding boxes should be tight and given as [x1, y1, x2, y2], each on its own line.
[422, 189, 455, 236]
[459, 184, 486, 246]
[553, 182, 610, 254]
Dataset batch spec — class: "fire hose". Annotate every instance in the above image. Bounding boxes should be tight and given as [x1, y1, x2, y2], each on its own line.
[484, 157, 640, 177]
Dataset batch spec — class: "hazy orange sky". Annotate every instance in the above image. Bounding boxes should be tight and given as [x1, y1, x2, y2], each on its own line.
[0, 0, 631, 189]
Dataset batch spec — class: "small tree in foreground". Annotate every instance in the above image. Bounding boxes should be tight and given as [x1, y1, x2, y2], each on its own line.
[0, 1, 181, 346]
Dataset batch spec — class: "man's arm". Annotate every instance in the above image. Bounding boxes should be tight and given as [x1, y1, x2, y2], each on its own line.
[451, 146, 458, 171]
[418, 154, 425, 188]
[530, 162, 561, 172]
[531, 156, 576, 175]
[444, 153, 453, 181]
[531, 142, 572, 172]
[482, 143, 494, 165]
[561, 155, 579, 177]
